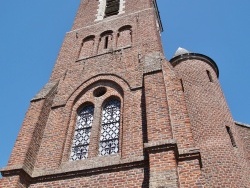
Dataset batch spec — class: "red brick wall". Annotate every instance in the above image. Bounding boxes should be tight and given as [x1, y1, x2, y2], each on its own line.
[148, 150, 178, 187]
[144, 71, 172, 142]
[236, 124, 250, 164]
[29, 168, 146, 188]
[0, 174, 29, 188]
[5, 88, 56, 175]
[0, 176, 20, 188]
[162, 61, 195, 149]
[78, 37, 95, 58]
[178, 160, 204, 188]
[71, 0, 152, 30]
[1, 0, 249, 187]
[173, 58, 250, 187]
[50, 1, 162, 82]
[117, 26, 132, 48]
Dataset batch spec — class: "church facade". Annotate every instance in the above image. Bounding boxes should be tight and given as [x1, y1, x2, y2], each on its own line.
[1, 0, 249, 187]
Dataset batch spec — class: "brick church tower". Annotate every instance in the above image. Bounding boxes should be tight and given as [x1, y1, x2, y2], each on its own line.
[1, 0, 249, 187]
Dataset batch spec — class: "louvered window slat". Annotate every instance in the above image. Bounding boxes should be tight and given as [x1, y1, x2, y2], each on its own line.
[105, 0, 120, 17]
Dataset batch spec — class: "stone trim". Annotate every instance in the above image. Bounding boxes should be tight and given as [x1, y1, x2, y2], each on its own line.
[143, 52, 164, 74]
[51, 74, 134, 108]
[95, 0, 126, 21]
[144, 139, 177, 149]
[31, 81, 59, 102]
[69, 8, 153, 34]
[178, 148, 202, 168]
[144, 139, 202, 168]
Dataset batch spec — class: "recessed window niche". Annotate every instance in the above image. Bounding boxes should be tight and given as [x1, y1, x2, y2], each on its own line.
[93, 87, 107, 97]
[79, 35, 95, 59]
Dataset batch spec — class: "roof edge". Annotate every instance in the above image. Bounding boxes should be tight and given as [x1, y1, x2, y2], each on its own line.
[235, 121, 250, 128]
[153, 0, 163, 32]
[169, 53, 219, 78]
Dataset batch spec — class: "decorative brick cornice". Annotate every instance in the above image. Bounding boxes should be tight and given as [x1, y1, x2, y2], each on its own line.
[1, 166, 32, 182]
[144, 139, 202, 168]
[1, 156, 145, 183]
[144, 139, 177, 150]
[178, 148, 202, 168]
[33, 160, 144, 183]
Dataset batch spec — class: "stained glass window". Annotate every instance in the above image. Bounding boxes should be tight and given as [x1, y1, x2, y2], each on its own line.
[99, 99, 121, 156]
[70, 105, 94, 161]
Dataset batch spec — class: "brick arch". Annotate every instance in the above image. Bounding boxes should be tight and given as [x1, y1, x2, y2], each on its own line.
[62, 76, 127, 162]
[118, 25, 132, 32]
[101, 95, 121, 106]
[78, 35, 95, 59]
[100, 30, 113, 37]
[98, 30, 114, 53]
[76, 101, 95, 113]
[72, 79, 124, 106]
[52, 74, 132, 109]
[117, 25, 132, 48]
[66, 74, 130, 105]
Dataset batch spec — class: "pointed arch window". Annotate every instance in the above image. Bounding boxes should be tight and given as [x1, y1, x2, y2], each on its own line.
[70, 105, 94, 161]
[99, 99, 121, 156]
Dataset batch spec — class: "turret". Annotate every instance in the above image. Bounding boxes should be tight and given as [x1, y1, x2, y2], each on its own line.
[170, 47, 249, 187]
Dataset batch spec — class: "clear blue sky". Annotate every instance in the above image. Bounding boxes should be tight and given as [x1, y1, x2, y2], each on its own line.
[0, 0, 249, 171]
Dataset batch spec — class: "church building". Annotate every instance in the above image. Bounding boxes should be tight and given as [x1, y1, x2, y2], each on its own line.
[1, 0, 249, 187]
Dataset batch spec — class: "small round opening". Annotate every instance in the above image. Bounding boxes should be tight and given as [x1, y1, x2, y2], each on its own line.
[93, 87, 107, 97]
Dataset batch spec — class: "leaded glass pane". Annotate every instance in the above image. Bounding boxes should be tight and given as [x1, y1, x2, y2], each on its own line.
[99, 139, 119, 156]
[70, 105, 94, 161]
[99, 99, 120, 156]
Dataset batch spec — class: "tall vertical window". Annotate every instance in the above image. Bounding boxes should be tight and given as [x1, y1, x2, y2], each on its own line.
[98, 31, 113, 53]
[99, 99, 121, 156]
[105, 0, 120, 17]
[104, 36, 109, 49]
[180, 79, 184, 92]
[70, 105, 94, 161]
[226, 126, 237, 147]
[206, 70, 213, 82]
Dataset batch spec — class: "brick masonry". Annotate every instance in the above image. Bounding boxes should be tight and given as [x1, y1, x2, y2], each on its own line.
[1, 0, 249, 187]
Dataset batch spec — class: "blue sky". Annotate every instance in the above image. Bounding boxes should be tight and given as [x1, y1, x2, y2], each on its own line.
[0, 0, 249, 171]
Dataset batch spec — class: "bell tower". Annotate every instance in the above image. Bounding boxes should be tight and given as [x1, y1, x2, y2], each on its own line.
[1, 0, 249, 187]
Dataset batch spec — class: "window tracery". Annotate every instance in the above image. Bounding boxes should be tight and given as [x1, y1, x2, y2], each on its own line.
[69, 85, 123, 161]
[70, 105, 94, 161]
[99, 99, 121, 156]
